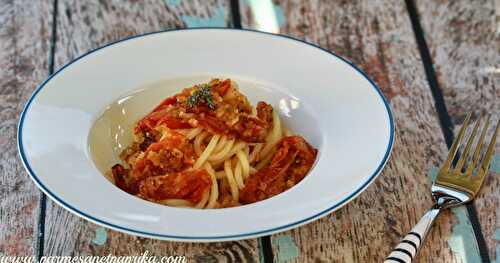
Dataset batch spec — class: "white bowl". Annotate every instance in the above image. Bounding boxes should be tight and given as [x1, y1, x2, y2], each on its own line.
[18, 28, 394, 241]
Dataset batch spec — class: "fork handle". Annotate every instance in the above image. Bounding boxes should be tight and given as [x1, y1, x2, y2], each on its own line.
[384, 207, 441, 263]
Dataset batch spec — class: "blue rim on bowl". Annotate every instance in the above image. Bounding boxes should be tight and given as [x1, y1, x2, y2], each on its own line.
[17, 28, 394, 240]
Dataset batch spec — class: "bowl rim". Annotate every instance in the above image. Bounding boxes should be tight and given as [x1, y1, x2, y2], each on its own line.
[17, 27, 395, 241]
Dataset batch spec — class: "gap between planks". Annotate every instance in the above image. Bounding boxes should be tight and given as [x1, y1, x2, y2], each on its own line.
[404, 0, 491, 262]
[36, 0, 59, 261]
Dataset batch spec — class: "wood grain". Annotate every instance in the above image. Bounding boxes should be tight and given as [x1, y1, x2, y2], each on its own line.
[416, 0, 500, 259]
[241, 0, 480, 262]
[44, 0, 259, 261]
[0, 0, 52, 256]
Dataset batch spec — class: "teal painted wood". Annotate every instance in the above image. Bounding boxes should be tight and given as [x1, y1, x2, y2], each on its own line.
[240, 0, 477, 262]
[0, 0, 53, 256]
[415, 0, 500, 260]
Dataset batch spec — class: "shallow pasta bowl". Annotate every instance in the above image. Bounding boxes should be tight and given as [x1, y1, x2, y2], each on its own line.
[18, 28, 394, 241]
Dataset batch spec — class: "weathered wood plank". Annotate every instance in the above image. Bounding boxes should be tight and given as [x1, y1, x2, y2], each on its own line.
[416, 0, 500, 260]
[0, 0, 52, 256]
[241, 0, 481, 262]
[44, 1, 259, 261]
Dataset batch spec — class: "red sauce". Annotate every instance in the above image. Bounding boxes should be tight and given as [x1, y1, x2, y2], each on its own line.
[240, 136, 318, 203]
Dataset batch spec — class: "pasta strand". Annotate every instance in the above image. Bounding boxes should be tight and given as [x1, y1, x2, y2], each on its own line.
[236, 150, 250, 180]
[204, 163, 219, 209]
[194, 134, 220, 169]
[186, 127, 203, 140]
[256, 148, 275, 170]
[194, 131, 209, 156]
[260, 110, 282, 158]
[161, 199, 193, 207]
[224, 159, 239, 201]
[208, 138, 235, 162]
[213, 136, 228, 152]
[195, 190, 210, 209]
[234, 160, 244, 189]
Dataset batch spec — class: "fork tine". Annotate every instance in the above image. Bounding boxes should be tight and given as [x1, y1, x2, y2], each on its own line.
[478, 117, 500, 176]
[455, 115, 482, 175]
[443, 113, 471, 171]
[465, 115, 491, 176]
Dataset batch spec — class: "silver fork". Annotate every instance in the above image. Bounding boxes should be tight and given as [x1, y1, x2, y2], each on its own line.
[384, 113, 499, 263]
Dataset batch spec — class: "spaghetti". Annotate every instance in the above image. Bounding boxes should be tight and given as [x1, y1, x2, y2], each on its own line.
[111, 79, 317, 208]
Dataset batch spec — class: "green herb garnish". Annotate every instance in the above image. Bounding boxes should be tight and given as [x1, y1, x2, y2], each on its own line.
[187, 84, 216, 109]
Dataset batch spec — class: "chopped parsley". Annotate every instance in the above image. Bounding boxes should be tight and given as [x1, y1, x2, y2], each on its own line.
[187, 84, 216, 109]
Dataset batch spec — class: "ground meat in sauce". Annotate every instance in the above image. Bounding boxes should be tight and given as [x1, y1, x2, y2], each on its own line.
[113, 132, 203, 198]
[138, 170, 211, 203]
[110, 79, 318, 208]
[135, 79, 271, 143]
[139, 130, 160, 150]
[131, 133, 195, 180]
[239, 136, 317, 203]
[232, 115, 269, 142]
[257, 101, 274, 125]
[111, 164, 135, 193]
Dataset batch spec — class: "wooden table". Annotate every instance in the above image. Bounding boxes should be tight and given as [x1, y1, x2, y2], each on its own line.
[1, 0, 498, 262]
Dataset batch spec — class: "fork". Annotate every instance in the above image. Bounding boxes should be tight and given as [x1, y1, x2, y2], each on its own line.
[384, 113, 499, 263]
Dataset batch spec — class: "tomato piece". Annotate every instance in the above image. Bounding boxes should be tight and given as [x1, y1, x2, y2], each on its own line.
[152, 96, 177, 112]
[135, 110, 165, 133]
[197, 113, 230, 134]
[240, 136, 317, 203]
[146, 132, 184, 151]
[158, 116, 192, 129]
[214, 79, 231, 96]
[132, 133, 195, 179]
[256, 101, 273, 124]
[139, 170, 211, 203]
[135, 96, 190, 133]
[136, 111, 191, 134]
[232, 115, 269, 142]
